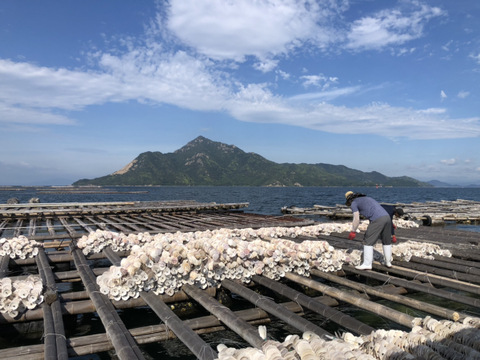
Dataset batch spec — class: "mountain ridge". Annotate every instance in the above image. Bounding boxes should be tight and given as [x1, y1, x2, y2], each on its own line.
[73, 136, 430, 187]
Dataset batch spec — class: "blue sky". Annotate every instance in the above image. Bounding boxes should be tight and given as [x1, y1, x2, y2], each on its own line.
[1, 0, 479, 186]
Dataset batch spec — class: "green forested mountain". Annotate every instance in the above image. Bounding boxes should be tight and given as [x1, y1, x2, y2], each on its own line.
[73, 136, 429, 187]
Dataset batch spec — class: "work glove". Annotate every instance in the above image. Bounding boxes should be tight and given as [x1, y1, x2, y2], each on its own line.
[392, 235, 397, 243]
[348, 231, 356, 240]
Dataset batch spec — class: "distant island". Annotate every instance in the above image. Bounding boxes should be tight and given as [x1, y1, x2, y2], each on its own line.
[73, 136, 430, 187]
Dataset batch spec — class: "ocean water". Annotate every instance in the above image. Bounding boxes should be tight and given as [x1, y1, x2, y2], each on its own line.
[2, 185, 480, 216]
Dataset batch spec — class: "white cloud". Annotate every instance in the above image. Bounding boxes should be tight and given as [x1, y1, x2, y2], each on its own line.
[300, 74, 338, 89]
[165, 0, 336, 63]
[346, 3, 445, 50]
[417, 108, 446, 114]
[441, 158, 456, 165]
[3, 50, 480, 141]
[457, 91, 470, 99]
[470, 53, 480, 64]
[440, 90, 447, 100]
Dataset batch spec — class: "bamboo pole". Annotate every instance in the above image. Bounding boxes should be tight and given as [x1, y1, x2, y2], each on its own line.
[345, 265, 480, 308]
[311, 269, 464, 321]
[392, 260, 480, 285]
[434, 254, 480, 268]
[0, 256, 9, 278]
[35, 247, 68, 360]
[71, 248, 145, 360]
[285, 272, 416, 329]
[0, 292, 308, 358]
[251, 275, 374, 335]
[103, 247, 218, 360]
[371, 263, 480, 296]
[221, 279, 333, 340]
[183, 284, 264, 348]
[410, 256, 480, 276]
[0, 287, 218, 324]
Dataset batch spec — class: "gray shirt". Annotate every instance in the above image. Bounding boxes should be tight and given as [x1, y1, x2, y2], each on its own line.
[350, 196, 388, 231]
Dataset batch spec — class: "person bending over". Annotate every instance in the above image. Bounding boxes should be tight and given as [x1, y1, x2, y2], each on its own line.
[345, 191, 392, 270]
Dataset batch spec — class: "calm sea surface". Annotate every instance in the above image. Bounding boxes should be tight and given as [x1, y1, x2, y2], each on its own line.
[2, 186, 480, 232]
[2, 185, 480, 215]
[1, 186, 480, 359]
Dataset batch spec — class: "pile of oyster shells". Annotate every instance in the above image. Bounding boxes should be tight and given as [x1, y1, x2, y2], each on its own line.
[391, 240, 451, 262]
[216, 316, 480, 360]
[0, 275, 44, 318]
[92, 226, 349, 301]
[83, 220, 420, 302]
[0, 235, 42, 259]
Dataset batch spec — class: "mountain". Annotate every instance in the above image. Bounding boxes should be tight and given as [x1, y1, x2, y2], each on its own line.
[428, 180, 455, 187]
[73, 136, 430, 187]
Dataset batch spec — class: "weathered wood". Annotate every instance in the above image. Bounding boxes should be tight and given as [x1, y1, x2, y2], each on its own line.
[285, 272, 416, 329]
[311, 268, 463, 321]
[284, 199, 480, 225]
[35, 247, 68, 360]
[103, 247, 218, 360]
[409, 255, 480, 276]
[345, 265, 480, 308]
[0, 299, 306, 359]
[252, 275, 375, 335]
[0, 256, 9, 278]
[370, 263, 480, 296]
[221, 279, 333, 340]
[71, 248, 145, 360]
[183, 283, 265, 348]
[394, 260, 480, 284]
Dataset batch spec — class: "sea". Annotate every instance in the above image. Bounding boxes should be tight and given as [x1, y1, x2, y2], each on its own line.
[2, 185, 480, 230]
[1, 186, 480, 359]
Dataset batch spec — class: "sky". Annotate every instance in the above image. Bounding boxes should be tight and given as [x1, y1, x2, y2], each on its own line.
[1, 0, 479, 186]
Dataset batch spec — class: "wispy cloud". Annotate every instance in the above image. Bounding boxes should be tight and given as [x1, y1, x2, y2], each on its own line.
[457, 90, 470, 99]
[441, 158, 456, 165]
[345, 2, 445, 50]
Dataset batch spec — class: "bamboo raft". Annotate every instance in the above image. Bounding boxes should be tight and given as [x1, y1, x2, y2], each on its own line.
[282, 198, 480, 225]
[0, 200, 480, 359]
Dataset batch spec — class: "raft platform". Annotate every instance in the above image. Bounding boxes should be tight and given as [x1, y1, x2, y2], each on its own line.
[0, 200, 479, 359]
[282, 198, 480, 225]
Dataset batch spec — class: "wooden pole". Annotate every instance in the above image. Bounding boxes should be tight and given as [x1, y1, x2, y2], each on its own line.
[0, 293, 308, 358]
[36, 247, 68, 360]
[285, 272, 416, 329]
[345, 265, 480, 308]
[183, 284, 265, 348]
[391, 261, 480, 285]
[311, 269, 463, 321]
[71, 248, 145, 360]
[103, 247, 218, 360]
[252, 275, 374, 335]
[0, 256, 9, 278]
[221, 279, 333, 340]
[409, 256, 480, 276]
[371, 263, 480, 296]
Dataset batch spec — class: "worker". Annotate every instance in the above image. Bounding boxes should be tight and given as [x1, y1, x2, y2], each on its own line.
[345, 191, 392, 269]
[381, 204, 404, 243]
